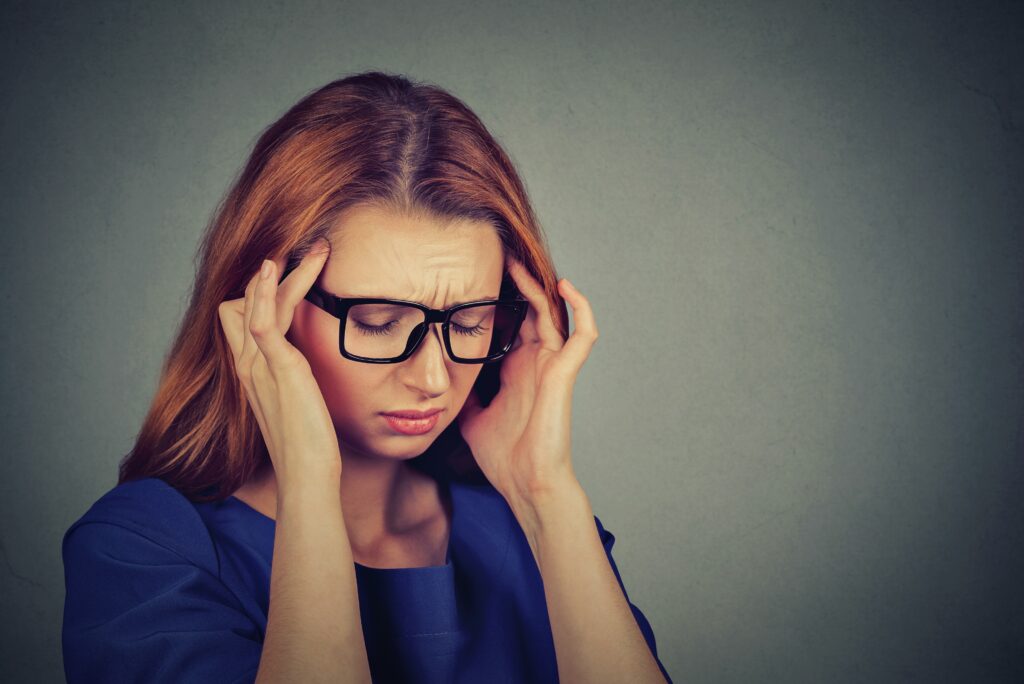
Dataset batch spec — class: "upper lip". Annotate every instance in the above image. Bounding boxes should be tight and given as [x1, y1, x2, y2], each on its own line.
[381, 408, 444, 419]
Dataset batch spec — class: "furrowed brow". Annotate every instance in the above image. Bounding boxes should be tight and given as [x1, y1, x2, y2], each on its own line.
[342, 293, 496, 308]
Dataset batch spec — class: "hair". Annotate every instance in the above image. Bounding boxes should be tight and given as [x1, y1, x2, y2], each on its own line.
[117, 71, 570, 502]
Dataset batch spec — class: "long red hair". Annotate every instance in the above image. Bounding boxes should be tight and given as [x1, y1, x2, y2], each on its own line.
[118, 71, 569, 502]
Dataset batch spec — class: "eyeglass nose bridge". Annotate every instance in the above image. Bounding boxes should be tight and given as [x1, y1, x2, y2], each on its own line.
[402, 310, 450, 359]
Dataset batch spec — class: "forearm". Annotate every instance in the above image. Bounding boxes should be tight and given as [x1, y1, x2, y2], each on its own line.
[508, 479, 667, 683]
[256, 475, 371, 684]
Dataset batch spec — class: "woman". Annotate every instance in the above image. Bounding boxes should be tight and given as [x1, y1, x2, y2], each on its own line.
[61, 71, 672, 683]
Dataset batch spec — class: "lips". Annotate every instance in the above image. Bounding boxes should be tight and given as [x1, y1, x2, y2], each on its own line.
[382, 410, 442, 436]
[381, 408, 444, 419]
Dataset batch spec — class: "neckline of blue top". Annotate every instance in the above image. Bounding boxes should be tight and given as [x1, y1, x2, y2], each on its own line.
[222, 476, 457, 573]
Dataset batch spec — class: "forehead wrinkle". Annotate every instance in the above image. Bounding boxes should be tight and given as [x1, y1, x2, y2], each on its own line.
[395, 264, 494, 308]
[340, 256, 497, 307]
[327, 212, 504, 306]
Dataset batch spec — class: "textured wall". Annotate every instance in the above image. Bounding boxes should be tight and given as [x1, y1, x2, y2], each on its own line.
[1, 1, 1021, 681]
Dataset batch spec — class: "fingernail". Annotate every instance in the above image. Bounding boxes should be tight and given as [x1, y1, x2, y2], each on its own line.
[260, 260, 272, 280]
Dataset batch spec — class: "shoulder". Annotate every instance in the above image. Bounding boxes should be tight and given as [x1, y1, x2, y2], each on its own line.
[62, 477, 218, 573]
[61, 480, 264, 683]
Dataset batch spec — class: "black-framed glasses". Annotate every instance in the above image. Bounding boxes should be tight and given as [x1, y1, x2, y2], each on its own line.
[282, 263, 529, 364]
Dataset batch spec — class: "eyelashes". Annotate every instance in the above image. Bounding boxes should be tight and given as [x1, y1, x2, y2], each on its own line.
[353, 320, 490, 337]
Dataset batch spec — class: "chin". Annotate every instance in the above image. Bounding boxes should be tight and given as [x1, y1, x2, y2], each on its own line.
[355, 431, 439, 459]
[369, 442, 435, 462]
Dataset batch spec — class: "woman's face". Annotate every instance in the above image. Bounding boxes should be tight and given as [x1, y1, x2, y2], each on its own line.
[286, 203, 505, 463]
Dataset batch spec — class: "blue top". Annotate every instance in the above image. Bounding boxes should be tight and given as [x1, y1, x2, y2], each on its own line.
[61, 476, 672, 683]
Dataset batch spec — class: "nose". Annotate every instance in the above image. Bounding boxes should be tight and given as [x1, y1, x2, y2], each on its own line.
[400, 321, 452, 395]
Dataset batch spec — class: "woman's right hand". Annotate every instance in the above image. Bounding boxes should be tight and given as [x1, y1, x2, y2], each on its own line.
[217, 239, 342, 491]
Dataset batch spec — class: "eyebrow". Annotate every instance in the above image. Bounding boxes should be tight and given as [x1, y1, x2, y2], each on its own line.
[337, 292, 498, 308]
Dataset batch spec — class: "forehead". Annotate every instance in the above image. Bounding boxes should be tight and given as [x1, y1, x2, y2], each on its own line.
[320, 204, 504, 301]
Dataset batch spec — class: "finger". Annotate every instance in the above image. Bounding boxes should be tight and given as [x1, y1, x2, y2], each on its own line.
[275, 238, 332, 332]
[506, 257, 562, 349]
[554, 277, 598, 376]
[239, 269, 262, 366]
[218, 298, 245, 364]
[515, 302, 540, 347]
[249, 260, 295, 367]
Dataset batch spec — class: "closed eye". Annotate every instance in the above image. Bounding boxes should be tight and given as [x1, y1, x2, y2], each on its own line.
[353, 320, 399, 336]
[452, 323, 489, 337]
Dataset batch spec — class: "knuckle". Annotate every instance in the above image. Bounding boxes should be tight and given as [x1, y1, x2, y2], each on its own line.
[248, 318, 270, 337]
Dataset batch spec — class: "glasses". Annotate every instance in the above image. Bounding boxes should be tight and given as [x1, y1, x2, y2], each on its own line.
[282, 263, 529, 364]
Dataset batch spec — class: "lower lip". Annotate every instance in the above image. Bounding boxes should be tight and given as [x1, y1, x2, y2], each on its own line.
[382, 413, 441, 435]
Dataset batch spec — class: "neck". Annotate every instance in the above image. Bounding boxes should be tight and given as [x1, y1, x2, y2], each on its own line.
[241, 451, 442, 555]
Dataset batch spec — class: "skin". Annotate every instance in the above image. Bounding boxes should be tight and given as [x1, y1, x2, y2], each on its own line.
[231, 201, 667, 681]
[232, 203, 504, 568]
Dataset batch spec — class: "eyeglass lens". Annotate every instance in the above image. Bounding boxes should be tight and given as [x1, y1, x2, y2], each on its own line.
[344, 302, 520, 361]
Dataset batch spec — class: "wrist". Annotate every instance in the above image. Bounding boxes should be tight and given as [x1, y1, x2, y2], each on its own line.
[276, 469, 343, 513]
[506, 475, 590, 551]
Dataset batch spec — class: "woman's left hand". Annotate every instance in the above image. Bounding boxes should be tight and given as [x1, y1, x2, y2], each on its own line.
[456, 257, 598, 509]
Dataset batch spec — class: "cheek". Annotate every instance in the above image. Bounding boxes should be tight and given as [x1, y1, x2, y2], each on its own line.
[321, 366, 377, 430]
[447, 364, 484, 415]
[288, 304, 375, 424]
[288, 304, 336, 372]
[306, 348, 380, 427]
[454, 364, 484, 393]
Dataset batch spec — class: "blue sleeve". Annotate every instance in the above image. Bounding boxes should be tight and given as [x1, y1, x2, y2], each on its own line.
[594, 514, 673, 684]
[62, 520, 263, 683]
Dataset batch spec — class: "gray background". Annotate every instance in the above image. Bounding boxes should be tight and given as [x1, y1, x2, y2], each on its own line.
[2, 0, 1021, 681]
